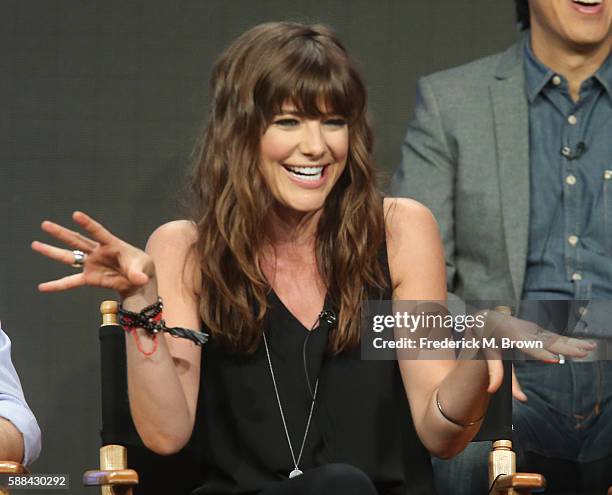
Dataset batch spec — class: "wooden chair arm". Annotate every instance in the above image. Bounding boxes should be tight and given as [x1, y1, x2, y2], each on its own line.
[0, 462, 28, 474]
[83, 444, 138, 493]
[493, 472, 546, 493]
[0, 463, 29, 495]
[82, 469, 138, 486]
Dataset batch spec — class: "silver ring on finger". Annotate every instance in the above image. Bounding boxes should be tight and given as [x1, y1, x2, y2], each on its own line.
[71, 250, 87, 268]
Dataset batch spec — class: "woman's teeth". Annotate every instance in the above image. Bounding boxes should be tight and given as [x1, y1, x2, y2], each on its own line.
[572, 0, 602, 4]
[285, 165, 324, 181]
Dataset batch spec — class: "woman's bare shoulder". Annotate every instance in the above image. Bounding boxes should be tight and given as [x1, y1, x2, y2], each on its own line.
[383, 197, 439, 240]
[146, 220, 197, 251]
[146, 220, 200, 294]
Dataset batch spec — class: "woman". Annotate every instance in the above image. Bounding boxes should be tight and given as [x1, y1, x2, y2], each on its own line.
[32, 22, 501, 495]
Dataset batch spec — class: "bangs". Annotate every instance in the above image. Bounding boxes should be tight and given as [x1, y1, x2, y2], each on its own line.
[254, 35, 366, 124]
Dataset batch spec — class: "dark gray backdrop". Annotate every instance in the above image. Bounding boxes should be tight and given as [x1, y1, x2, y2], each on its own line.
[1, 1, 519, 493]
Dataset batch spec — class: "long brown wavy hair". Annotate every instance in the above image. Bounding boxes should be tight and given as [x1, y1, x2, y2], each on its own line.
[187, 22, 386, 354]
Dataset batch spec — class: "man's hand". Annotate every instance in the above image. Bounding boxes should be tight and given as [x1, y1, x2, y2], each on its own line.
[484, 309, 596, 363]
[0, 418, 25, 463]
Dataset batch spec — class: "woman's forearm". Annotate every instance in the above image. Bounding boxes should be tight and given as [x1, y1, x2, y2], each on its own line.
[123, 281, 195, 455]
[418, 359, 491, 459]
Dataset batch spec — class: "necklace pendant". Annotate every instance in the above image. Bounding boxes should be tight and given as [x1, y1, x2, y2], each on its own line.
[289, 469, 303, 478]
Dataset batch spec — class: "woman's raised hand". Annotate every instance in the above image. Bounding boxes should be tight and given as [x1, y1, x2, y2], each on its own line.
[32, 211, 155, 298]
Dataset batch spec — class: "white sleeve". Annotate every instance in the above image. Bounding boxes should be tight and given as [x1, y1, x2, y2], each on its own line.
[0, 323, 42, 464]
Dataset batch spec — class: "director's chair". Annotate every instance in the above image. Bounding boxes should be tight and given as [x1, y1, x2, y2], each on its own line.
[83, 301, 201, 495]
[472, 360, 545, 494]
[91, 301, 545, 495]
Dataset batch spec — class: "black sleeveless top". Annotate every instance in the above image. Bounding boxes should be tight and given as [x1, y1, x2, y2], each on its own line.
[192, 243, 436, 495]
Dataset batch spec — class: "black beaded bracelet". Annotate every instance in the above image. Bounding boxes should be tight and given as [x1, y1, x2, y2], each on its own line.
[119, 297, 208, 346]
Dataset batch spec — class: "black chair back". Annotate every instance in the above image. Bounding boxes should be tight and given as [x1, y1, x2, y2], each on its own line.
[99, 323, 202, 495]
[473, 360, 513, 441]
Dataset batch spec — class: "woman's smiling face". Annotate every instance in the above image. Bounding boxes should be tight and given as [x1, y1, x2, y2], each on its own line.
[259, 104, 349, 214]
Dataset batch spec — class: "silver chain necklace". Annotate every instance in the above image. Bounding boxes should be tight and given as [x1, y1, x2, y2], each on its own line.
[263, 332, 318, 478]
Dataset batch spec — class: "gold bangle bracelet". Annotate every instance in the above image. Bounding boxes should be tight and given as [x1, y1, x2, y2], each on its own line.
[435, 388, 485, 427]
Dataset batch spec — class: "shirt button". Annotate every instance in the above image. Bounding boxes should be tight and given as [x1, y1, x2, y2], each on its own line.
[552, 75, 562, 85]
[566, 174, 576, 185]
[561, 146, 572, 157]
[605, 170, 612, 180]
[571, 272, 582, 281]
[568, 235, 579, 246]
[567, 115, 577, 125]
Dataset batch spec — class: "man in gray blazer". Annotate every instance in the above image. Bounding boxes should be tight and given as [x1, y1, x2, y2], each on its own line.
[391, 0, 612, 493]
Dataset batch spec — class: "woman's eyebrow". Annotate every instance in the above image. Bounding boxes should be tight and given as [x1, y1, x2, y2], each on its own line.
[278, 108, 301, 115]
[278, 108, 341, 118]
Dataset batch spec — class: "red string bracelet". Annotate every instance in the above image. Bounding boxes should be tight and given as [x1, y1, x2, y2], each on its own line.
[118, 297, 208, 356]
[121, 311, 161, 356]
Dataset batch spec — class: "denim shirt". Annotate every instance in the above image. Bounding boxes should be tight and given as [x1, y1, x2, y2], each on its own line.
[521, 40, 612, 337]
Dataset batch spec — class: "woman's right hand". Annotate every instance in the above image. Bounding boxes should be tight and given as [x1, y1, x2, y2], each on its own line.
[32, 211, 155, 299]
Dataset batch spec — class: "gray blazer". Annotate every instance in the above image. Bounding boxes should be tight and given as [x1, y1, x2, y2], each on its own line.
[391, 41, 530, 302]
